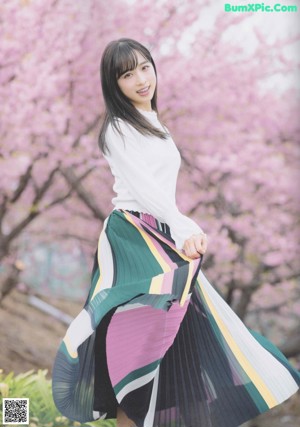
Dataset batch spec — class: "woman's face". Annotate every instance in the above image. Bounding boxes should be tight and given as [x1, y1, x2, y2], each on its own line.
[117, 50, 157, 112]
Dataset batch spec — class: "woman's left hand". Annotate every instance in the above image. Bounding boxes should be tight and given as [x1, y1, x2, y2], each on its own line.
[182, 232, 208, 259]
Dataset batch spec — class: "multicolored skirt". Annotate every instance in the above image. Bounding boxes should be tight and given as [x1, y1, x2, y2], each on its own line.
[52, 208, 300, 427]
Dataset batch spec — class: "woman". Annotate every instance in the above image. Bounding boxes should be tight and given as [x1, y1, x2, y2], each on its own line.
[52, 38, 300, 427]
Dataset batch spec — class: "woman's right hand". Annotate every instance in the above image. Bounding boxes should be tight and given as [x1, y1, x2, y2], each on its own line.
[182, 232, 208, 259]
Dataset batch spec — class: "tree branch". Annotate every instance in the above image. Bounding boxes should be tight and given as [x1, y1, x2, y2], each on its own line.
[9, 163, 34, 203]
[1, 166, 61, 254]
[59, 166, 106, 220]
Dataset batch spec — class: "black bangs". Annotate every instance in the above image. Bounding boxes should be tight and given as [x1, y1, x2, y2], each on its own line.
[114, 45, 148, 79]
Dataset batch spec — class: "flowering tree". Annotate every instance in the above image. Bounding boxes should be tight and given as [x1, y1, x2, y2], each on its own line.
[0, 0, 299, 354]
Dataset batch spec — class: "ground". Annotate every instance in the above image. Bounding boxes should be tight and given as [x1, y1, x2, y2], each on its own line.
[0, 288, 299, 427]
[0, 288, 82, 375]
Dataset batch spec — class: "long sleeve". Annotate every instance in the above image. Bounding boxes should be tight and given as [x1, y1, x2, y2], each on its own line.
[104, 119, 204, 250]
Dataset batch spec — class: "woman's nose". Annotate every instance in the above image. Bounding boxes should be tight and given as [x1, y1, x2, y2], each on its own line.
[136, 71, 146, 84]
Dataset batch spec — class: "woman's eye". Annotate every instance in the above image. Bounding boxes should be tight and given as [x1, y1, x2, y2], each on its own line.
[123, 65, 149, 78]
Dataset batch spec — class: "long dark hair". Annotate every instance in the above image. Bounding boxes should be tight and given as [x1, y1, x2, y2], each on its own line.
[98, 38, 170, 155]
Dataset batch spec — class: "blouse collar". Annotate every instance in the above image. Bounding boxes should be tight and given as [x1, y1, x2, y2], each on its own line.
[136, 107, 157, 117]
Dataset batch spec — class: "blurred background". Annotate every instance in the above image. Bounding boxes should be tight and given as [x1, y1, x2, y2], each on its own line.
[0, 0, 299, 426]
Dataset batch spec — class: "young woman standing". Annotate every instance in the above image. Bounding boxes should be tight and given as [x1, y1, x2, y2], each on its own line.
[52, 38, 300, 427]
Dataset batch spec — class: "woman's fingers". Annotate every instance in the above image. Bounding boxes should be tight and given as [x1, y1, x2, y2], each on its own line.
[198, 233, 208, 254]
[195, 233, 207, 255]
[183, 233, 208, 259]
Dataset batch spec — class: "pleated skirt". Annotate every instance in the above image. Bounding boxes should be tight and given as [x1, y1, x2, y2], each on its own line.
[52, 208, 300, 427]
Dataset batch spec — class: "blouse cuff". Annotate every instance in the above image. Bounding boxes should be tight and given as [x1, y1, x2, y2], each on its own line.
[167, 210, 204, 250]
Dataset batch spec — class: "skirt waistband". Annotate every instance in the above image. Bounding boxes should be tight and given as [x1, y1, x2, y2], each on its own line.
[122, 209, 171, 235]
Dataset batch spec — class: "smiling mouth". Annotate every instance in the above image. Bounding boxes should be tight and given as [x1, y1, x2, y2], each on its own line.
[137, 86, 150, 94]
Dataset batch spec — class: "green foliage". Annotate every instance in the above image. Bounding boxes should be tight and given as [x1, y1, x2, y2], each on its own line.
[0, 369, 116, 427]
[84, 421, 116, 427]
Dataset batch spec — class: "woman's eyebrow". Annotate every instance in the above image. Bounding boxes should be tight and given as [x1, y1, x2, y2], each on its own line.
[120, 60, 149, 77]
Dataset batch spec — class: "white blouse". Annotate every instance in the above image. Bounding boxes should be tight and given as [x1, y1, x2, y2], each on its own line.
[103, 108, 204, 250]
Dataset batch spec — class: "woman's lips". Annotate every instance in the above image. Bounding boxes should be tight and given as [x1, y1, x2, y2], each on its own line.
[137, 86, 150, 96]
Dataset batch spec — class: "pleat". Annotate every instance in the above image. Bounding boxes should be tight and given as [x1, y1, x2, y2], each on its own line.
[52, 208, 300, 427]
[151, 275, 300, 427]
